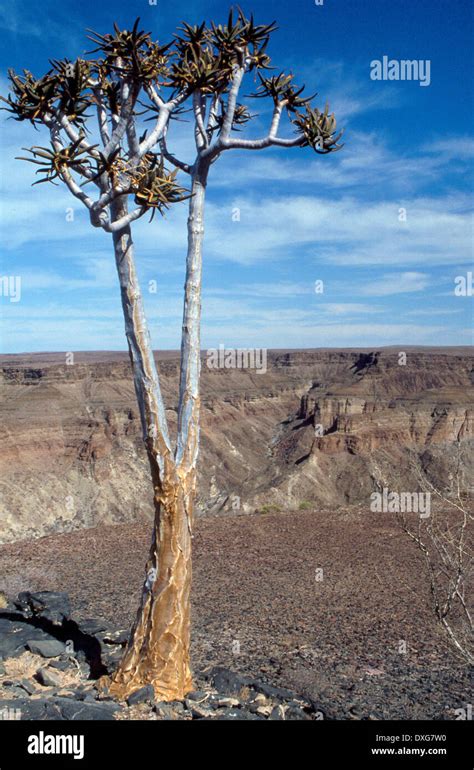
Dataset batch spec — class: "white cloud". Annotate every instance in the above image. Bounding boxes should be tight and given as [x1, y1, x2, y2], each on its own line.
[359, 272, 431, 296]
[206, 282, 312, 298]
[202, 194, 472, 268]
[406, 308, 462, 316]
[3, 302, 468, 352]
[0, 2, 83, 49]
[0, 55, 472, 353]
[423, 137, 474, 159]
[319, 303, 381, 315]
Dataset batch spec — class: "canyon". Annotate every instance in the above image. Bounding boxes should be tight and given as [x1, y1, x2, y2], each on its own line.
[0, 347, 472, 544]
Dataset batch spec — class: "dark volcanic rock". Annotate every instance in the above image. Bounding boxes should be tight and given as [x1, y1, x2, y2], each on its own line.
[269, 704, 286, 720]
[100, 648, 123, 669]
[0, 698, 63, 720]
[0, 696, 119, 721]
[208, 667, 251, 695]
[285, 704, 313, 721]
[126, 685, 155, 706]
[97, 629, 129, 645]
[16, 592, 71, 625]
[36, 668, 63, 688]
[188, 702, 216, 719]
[49, 659, 74, 672]
[76, 618, 108, 636]
[186, 689, 208, 701]
[18, 679, 37, 695]
[54, 697, 120, 721]
[153, 702, 184, 720]
[249, 680, 299, 701]
[1, 685, 27, 697]
[0, 617, 52, 659]
[27, 639, 65, 658]
[217, 708, 262, 720]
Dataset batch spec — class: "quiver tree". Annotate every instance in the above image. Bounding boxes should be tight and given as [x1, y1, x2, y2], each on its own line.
[2, 8, 343, 701]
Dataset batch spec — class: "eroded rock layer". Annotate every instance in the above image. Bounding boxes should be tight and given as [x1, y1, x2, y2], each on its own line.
[0, 347, 472, 542]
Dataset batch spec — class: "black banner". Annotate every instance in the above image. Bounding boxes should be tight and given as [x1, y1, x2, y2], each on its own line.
[0, 719, 471, 767]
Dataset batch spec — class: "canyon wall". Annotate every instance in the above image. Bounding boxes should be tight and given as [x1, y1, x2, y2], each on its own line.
[0, 348, 472, 543]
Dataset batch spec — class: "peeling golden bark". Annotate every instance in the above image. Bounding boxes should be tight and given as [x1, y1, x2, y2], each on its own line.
[106, 466, 195, 701]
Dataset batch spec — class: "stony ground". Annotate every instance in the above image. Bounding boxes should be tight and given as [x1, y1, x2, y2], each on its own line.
[0, 507, 471, 720]
[0, 613, 318, 722]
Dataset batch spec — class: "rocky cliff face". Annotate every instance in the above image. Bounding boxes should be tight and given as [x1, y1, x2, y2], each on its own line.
[0, 348, 472, 543]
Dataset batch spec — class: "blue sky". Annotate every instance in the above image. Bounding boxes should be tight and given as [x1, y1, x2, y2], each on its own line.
[0, 0, 472, 353]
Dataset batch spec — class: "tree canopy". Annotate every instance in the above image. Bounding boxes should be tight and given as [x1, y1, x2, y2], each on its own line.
[1, 9, 343, 230]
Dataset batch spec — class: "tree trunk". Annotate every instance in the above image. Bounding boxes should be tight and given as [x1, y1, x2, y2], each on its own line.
[107, 471, 194, 701]
[176, 162, 209, 472]
[103, 169, 208, 701]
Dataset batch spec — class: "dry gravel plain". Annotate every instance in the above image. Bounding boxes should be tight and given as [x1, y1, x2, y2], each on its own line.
[0, 506, 471, 720]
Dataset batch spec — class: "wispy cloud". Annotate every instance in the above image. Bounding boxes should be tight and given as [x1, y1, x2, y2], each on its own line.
[0, 1, 83, 49]
[406, 308, 462, 317]
[0, 31, 472, 353]
[359, 272, 431, 296]
[423, 136, 474, 159]
[202, 194, 472, 268]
